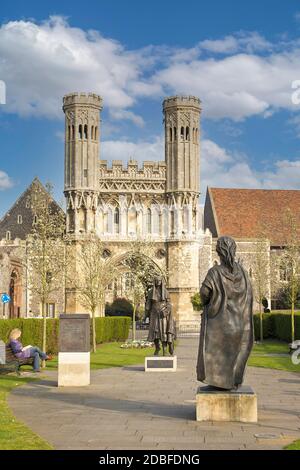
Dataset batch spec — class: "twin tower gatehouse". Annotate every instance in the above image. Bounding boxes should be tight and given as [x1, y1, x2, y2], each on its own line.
[63, 92, 203, 327]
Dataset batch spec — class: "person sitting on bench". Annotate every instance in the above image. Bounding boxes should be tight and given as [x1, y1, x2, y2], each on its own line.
[9, 328, 52, 373]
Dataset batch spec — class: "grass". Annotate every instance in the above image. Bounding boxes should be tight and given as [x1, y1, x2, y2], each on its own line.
[44, 341, 154, 370]
[264, 310, 300, 315]
[0, 375, 52, 450]
[285, 439, 300, 450]
[249, 339, 300, 373]
[0, 341, 154, 450]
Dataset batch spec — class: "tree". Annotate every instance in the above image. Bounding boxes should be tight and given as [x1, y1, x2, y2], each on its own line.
[26, 181, 66, 366]
[280, 209, 300, 342]
[122, 238, 166, 341]
[251, 238, 270, 342]
[76, 237, 120, 352]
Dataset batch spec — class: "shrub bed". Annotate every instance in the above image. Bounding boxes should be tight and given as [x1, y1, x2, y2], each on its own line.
[254, 312, 300, 342]
[0, 316, 131, 354]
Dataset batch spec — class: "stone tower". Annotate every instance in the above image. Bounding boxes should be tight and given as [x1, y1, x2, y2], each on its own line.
[163, 95, 201, 195]
[163, 96, 202, 327]
[63, 92, 103, 235]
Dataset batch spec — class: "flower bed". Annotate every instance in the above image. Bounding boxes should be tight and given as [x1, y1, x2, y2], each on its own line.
[120, 340, 154, 349]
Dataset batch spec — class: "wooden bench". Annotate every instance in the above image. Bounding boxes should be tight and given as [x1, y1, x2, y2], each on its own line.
[0, 343, 34, 375]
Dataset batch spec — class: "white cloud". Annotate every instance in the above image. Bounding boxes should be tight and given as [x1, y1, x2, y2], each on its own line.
[102, 136, 164, 163]
[109, 109, 145, 127]
[201, 139, 300, 193]
[1, 17, 300, 123]
[199, 32, 272, 54]
[262, 160, 300, 189]
[0, 16, 145, 122]
[0, 171, 13, 190]
[153, 50, 300, 120]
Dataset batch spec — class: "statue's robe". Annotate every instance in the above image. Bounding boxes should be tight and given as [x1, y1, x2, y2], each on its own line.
[197, 262, 254, 390]
[145, 284, 176, 343]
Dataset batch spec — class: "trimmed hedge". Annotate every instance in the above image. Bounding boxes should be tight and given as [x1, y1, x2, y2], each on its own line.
[254, 312, 300, 342]
[0, 316, 131, 354]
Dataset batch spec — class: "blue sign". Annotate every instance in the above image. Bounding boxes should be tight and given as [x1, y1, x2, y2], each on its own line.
[1, 293, 11, 304]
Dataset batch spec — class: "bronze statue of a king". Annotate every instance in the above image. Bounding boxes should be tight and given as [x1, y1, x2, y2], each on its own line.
[145, 277, 176, 356]
[197, 236, 254, 390]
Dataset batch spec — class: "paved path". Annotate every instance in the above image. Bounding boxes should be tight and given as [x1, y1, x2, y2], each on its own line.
[8, 338, 300, 450]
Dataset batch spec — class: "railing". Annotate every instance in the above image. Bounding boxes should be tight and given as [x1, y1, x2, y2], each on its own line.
[176, 322, 200, 337]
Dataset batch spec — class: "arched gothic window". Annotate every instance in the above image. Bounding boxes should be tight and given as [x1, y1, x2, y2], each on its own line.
[78, 124, 83, 139]
[114, 207, 120, 234]
[84, 124, 88, 139]
[146, 208, 152, 234]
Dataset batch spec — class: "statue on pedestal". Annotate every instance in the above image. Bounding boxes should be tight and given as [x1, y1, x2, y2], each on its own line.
[197, 236, 254, 390]
[145, 277, 176, 356]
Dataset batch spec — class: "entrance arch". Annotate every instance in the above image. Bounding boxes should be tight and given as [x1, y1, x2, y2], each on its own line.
[107, 251, 165, 303]
[9, 269, 22, 318]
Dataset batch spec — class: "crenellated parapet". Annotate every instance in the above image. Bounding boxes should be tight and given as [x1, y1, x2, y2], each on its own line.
[63, 92, 103, 109]
[98, 160, 166, 193]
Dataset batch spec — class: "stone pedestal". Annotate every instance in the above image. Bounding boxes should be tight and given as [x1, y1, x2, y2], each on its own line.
[196, 385, 257, 423]
[145, 356, 177, 372]
[0, 340, 5, 365]
[58, 352, 90, 387]
[58, 313, 91, 387]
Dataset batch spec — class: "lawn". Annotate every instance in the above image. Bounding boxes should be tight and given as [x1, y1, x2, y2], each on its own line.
[0, 375, 52, 450]
[44, 341, 154, 370]
[285, 439, 300, 450]
[249, 339, 300, 373]
[0, 341, 154, 450]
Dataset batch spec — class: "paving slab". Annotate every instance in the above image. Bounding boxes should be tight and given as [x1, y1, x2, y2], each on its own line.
[7, 337, 300, 450]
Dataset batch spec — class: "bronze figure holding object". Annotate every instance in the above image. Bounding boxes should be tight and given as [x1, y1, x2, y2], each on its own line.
[197, 236, 254, 390]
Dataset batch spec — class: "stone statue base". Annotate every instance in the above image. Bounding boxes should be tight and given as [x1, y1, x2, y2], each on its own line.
[58, 352, 90, 386]
[145, 356, 177, 372]
[196, 385, 257, 422]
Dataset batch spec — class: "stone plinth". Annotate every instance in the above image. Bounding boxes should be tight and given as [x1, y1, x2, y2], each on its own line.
[145, 356, 177, 372]
[196, 385, 257, 423]
[0, 340, 5, 364]
[58, 352, 90, 387]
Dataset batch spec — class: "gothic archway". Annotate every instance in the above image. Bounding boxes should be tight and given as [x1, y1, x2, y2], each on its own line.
[107, 251, 165, 302]
[9, 269, 22, 318]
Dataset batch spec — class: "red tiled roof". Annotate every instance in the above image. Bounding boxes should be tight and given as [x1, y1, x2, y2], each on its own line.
[207, 187, 300, 246]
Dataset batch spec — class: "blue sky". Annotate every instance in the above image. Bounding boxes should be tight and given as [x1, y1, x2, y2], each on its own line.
[1, 0, 300, 215]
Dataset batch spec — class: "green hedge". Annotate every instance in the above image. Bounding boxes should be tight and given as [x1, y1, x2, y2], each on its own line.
[0, 316, 131, 354]
[254, 312, 300, 342]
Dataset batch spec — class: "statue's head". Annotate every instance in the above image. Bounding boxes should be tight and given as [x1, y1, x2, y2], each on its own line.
[216, 236, 236, 270]
[154, 276, 162, 287]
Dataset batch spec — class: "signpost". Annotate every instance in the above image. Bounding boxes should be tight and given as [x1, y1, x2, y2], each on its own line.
[1, 293, 11, 318]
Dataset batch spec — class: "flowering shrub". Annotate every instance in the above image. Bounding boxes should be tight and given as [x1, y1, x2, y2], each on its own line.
[120, 340, 154, 349]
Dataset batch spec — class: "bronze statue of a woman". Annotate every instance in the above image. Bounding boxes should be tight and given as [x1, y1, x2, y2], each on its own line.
[145, 277, 176, 356]
[197, 236, 254, 390]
